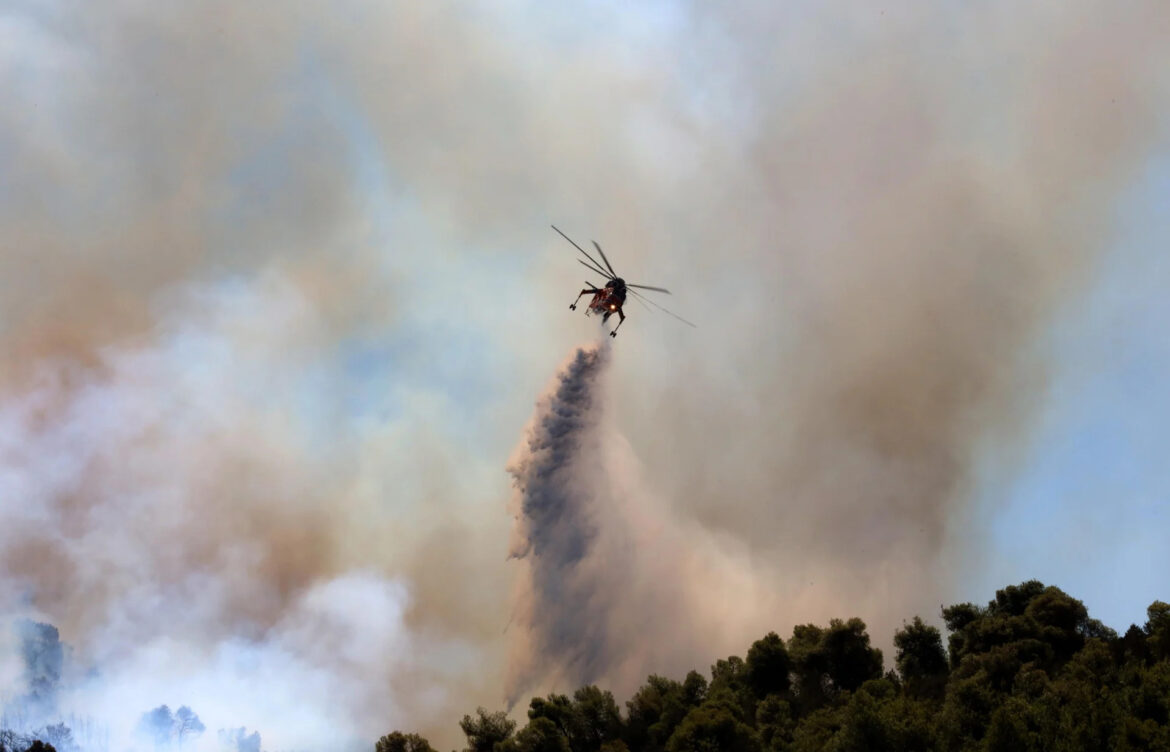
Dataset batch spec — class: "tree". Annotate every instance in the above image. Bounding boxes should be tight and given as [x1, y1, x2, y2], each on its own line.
[137, 706, 174, 747]
[990, 580, 1048, 617]
[821, 618, 883, 693]
[708, 657, 757, 723]
[834, 680, 936, 752]
[376, 731, 437, 752]
[784, 705, 843, 752]
[755, 695, 795, 751]
[527, 694, 576, 744]
[665, 701, 761, 752]
[1118, 623, 1150, 666]
[625, 675, 696, 752]
[17, 621, 64, 717]
[217, 728, 260, 752]
[941, 603, 982, 668]
[516, 687, 625, 752]
[372, 580, 1170, 752]
[507, 718, 570, 752]
[681, 672, 708, 709]
[983, 700, 1034, 752]
[1146, 600, 1170, 661]
[174, 707, 205, 746]
[1023, 586, 1090, 662]
[893, 617, 947, 698]
[34, 725, 75, 752]
[460, 708, 516, 752]
[746, 633, 791, 700]
[23, 742, 57, 752]
[787, 624, 829, 712]
[571, 686, 624, 751]
[789, 618, 883, 709]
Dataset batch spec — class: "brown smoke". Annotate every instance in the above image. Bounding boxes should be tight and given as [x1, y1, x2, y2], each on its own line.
[1, 1, 1168, 749]
[612, 0, 1170, 651]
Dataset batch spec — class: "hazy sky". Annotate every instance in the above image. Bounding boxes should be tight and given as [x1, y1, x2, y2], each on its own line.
[971, 151, 1170, 628]
[1, 1, 1168, 750]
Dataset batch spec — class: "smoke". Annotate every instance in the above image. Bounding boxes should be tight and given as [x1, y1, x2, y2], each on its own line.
[1, 0, 1169, 749]
[504, 342, 792, 703]
[505, 343, 616, 701]
[611, 0, 1170, 651]
[0, 276, 495, 749]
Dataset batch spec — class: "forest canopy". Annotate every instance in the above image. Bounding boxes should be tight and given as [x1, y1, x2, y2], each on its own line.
[380, 581, 1170, 752]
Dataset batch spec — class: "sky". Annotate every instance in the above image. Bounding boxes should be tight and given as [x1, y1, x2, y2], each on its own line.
[971, 151, 1170, 629]
[1, 1, 1169, 750]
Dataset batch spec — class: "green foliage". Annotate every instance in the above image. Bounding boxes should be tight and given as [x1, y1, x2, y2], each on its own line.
[830, 682, 934, 752]
[459, 708, 516, 752]
[418, 581, 1170, 752]
[571, 686, 625, 751]
[746, 633, 791, 700]
[984, 697, 1040, 752]
[787, 706, 843, 752]
[519, 688, 624, 752]
[708, 656, 757, 723]
[625, 675, 700, 752]
[1147, 601, 1170, 662]
[787, 624, 831, 713]
[505, 718, 570, 752]
[663, 699, 761, 752]
[1118, 624, 1150, 665]
[943, 582, 1094, 689]
[376, 731, 437, 752]
[787, 618, 883, 714]
[755, 695, 795, 751]
[822, 618, 884, 693]
[894, 617, 947, 699]
[681, 672, 708, 708]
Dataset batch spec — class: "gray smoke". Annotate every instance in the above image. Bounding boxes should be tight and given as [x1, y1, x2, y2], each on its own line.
[504, 342, 786, 704]
[2, 1, 1169, 749]
[505, 343, 617, 701]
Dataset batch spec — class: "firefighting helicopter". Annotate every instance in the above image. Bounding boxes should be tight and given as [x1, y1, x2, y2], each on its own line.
[552, 225, 695, 337]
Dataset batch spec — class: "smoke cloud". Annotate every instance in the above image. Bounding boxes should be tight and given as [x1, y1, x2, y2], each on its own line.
[0, 277, 494, 749]
[506, 343, 615, 702]
[612, 0, 1170, 650]
[504, 342, 793, 704]
[1, 0, 1168, 749]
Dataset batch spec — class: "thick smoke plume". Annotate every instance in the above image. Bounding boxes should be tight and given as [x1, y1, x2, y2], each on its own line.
[506, 344, 615, 701]
[2, 0, 1169, 749]
[505, 343, 786, 704]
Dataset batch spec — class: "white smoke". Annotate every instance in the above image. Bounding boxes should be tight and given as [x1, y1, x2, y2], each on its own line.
[68, 572, 414, 750]
[3, 1, 1169, 749]
[0, 274, 481, 750]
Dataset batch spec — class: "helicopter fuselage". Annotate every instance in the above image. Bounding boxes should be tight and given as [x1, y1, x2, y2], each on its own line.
[555, 224, 683, 337]
[587, 278, 626, 317]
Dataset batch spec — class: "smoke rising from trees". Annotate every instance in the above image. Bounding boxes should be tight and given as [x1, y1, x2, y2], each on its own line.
[1, 1, 1169, 749]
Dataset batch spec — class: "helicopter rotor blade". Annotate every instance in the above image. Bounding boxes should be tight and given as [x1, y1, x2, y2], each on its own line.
[592, 241, 618, 278]
[552, 225, 613, 279]
[627, 283, 671, 294]
[629, 289, 697, 328]
[577, 258, 613, 280]
[628, 291, 653, 312]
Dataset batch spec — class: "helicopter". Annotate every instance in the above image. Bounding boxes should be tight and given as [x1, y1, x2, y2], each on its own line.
[552, 225, 695, 337]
